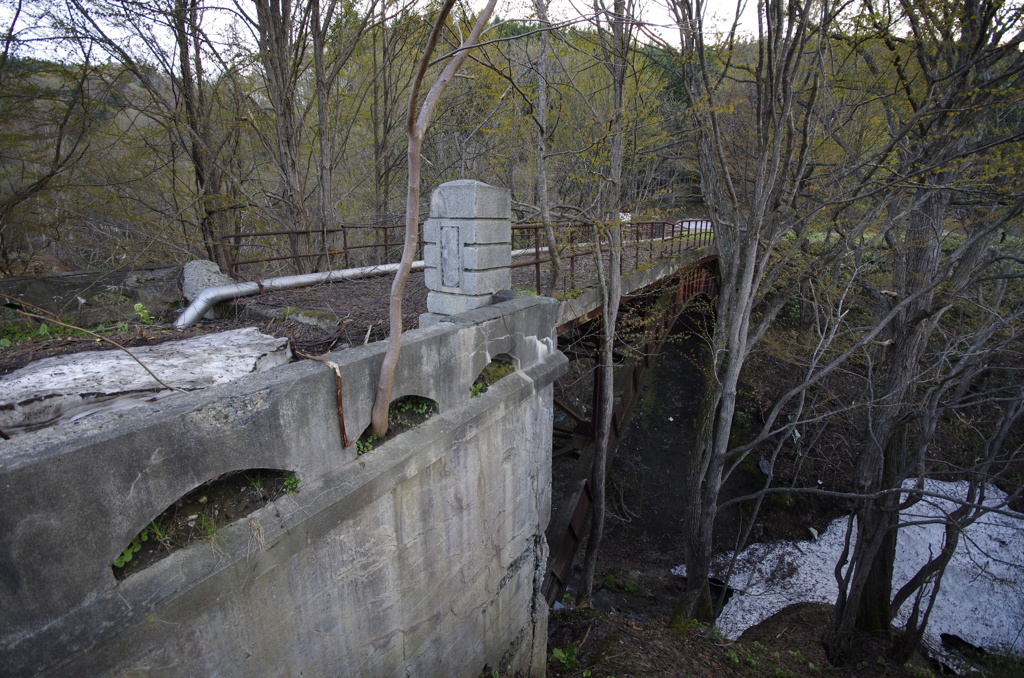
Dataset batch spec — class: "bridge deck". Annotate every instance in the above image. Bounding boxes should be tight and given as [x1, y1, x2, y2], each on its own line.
[221, 236, 716, 347]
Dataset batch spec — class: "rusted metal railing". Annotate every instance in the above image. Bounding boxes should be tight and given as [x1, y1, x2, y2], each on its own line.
[219, 219, 712, 286]
[510, 220, 714, 294]
[220, 224, 413, 280]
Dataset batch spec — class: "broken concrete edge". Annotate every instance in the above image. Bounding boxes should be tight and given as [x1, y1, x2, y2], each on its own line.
[0, 296, 566, 672]
[0, 328, 292, 436]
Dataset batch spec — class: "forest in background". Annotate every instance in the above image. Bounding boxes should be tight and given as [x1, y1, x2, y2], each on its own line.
[0, 0, 696, 276]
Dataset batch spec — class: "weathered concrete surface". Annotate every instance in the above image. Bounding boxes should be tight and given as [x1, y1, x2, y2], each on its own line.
[0, 328, 291, 436]
[422, 181, 512, 325]
[0, 297, 566, 678]
[0, 266, 182, 327]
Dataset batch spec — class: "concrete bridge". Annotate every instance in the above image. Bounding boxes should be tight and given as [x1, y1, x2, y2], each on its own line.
[0, 181, 716, 677]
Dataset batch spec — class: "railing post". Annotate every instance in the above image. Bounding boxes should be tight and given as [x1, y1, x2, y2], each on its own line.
[220, 237, 236, 280]
[534, 226, 541, 293]
[420, 180, 512, 327]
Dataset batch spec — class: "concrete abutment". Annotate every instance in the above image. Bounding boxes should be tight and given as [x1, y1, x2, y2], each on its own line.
[0, 181, 566, 677]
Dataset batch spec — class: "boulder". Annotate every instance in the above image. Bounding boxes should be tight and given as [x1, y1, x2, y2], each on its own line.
[181, 260, 235, 319]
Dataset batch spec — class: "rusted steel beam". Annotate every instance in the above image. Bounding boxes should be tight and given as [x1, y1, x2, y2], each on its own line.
[544, 261, 720, 604]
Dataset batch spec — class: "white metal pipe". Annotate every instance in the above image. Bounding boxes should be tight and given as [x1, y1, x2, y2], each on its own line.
[174, 261, 425, 329]
[175, 226, 710, 330]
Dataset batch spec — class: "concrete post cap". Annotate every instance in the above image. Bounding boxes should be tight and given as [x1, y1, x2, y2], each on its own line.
[430, 180, 511, 220]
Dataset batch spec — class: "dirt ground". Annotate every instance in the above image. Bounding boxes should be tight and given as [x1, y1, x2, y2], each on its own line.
[0, 272, 428, 376]
[545, 602, 941, 678]
[0, 258, 594, 376]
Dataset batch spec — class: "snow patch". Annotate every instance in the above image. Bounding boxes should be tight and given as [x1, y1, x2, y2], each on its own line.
[673, 479, 1024, 656]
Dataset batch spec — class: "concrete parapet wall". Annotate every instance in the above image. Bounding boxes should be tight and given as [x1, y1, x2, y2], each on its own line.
[0, 297, 566, 677]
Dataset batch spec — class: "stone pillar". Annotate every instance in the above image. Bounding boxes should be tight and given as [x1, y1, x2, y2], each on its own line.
[420, 180, 512, 327]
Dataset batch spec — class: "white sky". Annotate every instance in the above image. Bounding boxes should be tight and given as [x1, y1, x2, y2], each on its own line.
[493, 0, 760, 45]
[1, 0, 758, 63]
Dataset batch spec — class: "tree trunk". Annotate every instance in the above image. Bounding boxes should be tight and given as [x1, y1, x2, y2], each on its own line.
[577, 0, 629, 605]
[370, 0, 498, 437]
[533, 0, 561, 296]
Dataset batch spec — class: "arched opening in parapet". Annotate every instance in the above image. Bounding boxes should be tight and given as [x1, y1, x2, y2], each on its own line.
[112, 468, 300, 580]
[355, 395, 439, 455]
[470, 353, 518, 397]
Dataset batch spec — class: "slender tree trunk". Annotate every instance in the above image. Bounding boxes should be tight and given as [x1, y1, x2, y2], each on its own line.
[254, 0, 310, 271]
[312, 0, 335, 258]
[533, 0, 561, 295]
[577, 0, 629, 605]
[370, 0, 498, 437]
[173, 0, 222, 266]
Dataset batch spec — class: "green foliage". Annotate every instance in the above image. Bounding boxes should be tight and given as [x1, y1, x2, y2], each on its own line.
[196, 512, 217, 540]
[0, 318, 94, 347]
[113, 526, 150, 568]
[147, 519, 170, 547]
[550, 643, 580, 670]
[133, 303, 154, 324]
[283, 473, 300, 494]
[386, 395, 437, 428]
[356, 435, 377, 454]
[394, 395, 432, 415]
[600, 572, 640, 593]
[471, 357, 516, 397]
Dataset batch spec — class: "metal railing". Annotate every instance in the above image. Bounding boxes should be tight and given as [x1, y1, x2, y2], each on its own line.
[219, 219, 713, 286]
[220, 225, 414, 280]
[510, 220, 714, 293]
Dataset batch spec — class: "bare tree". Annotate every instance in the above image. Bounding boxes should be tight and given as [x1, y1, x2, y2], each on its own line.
[577, 0, 632, 605]
[662, 0, 1024, 653]
[665, 0, 833, 624]
[0, 33, 97, 272]
[370, 0, 498, 437]
[241, 0, 375, 271]
[823, 0, 1024, 659]
[65, 0, 242, 266]
[532, 0, 563, 295]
